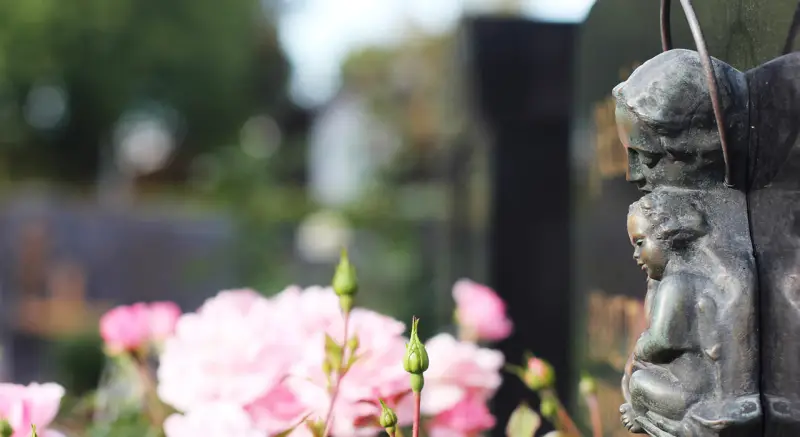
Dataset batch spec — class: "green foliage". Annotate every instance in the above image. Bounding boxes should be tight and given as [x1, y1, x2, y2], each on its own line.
[51, 332, 105, 396]
[0, 419, 11, 437]
[189, 142, 312, 291]
[506, 403, 541, 437]
[273, 415, 312, 437]
[85, 410, 161, 437]
[0, 0, 289, 182]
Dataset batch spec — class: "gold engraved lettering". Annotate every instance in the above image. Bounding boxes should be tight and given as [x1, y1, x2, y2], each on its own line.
[586, 289, 646, 372]
[590, 62, 642, 183]
[594, 97, 628, 179]
[596, 379, 633, 437]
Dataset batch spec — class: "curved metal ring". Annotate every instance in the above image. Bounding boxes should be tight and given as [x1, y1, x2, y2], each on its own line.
[660, 0, 673, 52]
[660, 0, 732, 187]
[782, 1, 800, 54]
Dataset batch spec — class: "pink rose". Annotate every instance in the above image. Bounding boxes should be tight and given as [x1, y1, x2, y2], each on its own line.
[284, 290, 412, 437]
[244, 384, 307, 434]
[422, 333, 504, 416]
[148, 301, 181, 342]
[452, 279, 513, 342]
[163, 403, 264, 437]
[157, 290, 300, 413]
[269, 286, 342, 340]
[99, 303, 151, 354]
[427, 395, 496, 437]
[100, 301, 183, 354]
[0, 382, 66, 437]
[157, 289, 307, 434]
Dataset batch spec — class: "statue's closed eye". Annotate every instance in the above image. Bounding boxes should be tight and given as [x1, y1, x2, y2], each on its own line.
[639, 151, 661, 167]
[666, 149, 693, 162]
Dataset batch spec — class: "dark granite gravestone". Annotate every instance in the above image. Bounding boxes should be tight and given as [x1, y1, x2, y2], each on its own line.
[572, 0, 800, 435]
[457, 16, 577, 436]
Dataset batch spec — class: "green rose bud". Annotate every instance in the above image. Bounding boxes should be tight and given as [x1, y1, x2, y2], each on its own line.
[403, 317, 429, 393]
[403, 317, 429, 374]
[540, 397, 558, 420]
[332, 248, 358, 313]
[0, 420, 11, 437]
[346, 335, 360, 354]
[579, 374, 597, 396]
[379, 399, 398, 432]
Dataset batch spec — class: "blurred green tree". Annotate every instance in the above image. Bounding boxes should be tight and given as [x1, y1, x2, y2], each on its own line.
[0, 0, 290, 183]
[339, 32, 456, 183]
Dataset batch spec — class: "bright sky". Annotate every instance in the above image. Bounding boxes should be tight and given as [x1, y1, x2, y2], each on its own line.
[278, 0, 597, 108]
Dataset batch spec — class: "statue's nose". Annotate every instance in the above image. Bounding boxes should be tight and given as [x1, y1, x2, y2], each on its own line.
[627, 161, 645, 183]
[625, 148, 645, 183]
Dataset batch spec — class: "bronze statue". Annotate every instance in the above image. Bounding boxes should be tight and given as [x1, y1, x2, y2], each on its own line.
[609, 1, 800, 435]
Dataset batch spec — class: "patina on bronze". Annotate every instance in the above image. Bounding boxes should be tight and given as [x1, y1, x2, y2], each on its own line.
[747, 33, 800, 437]
[608, 0, 800, 435]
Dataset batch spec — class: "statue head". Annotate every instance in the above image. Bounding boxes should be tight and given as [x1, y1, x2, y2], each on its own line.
[627, 188, 709, 280]
[613, 49, 745, 192]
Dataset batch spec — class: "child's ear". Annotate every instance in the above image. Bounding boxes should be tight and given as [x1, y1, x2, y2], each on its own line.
[663, 228, 705, 249]
[661, 208, 707, 244]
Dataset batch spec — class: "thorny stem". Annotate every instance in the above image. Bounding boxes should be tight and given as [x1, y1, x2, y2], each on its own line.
[322, 311, 351, 437]
[556, 404, 582, 437]
[412, 392, 421, 437]
[133, 354, 166, 427]
[586, 394, 603, 437]
[542, 389, 582, 437]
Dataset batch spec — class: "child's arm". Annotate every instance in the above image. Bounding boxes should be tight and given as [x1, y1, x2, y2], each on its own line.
[634, 276, 696, 363]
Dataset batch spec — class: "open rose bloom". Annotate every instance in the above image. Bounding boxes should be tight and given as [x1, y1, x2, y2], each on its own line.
[0, 383, 66, 437]
[453, 279, 513, 343]
[423, 334, 504, 437]
[99, 301, 181, 354]
[157, 287, 413, 436]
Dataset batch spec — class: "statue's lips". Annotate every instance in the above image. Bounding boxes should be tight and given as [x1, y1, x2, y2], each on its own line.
[628, 178, 651, 192]
[632, 359, 661, 372]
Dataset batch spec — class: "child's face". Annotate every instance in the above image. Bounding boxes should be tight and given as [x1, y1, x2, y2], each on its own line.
[627, 210, 668, 280]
